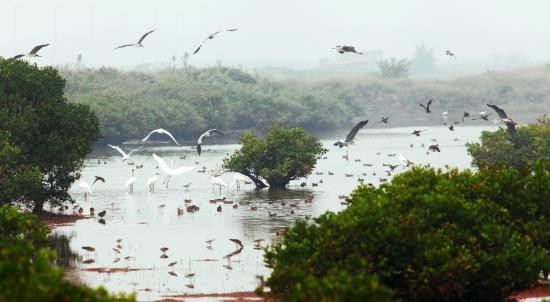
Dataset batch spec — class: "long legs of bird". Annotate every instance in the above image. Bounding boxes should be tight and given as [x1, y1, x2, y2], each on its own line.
[129, 184, 134, 194]
[149, 183, 154, 193]
[164, 176, 171, 188]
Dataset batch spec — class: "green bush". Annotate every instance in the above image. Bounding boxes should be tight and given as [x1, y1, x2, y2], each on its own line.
[467, 116, 550, 169]
[264, 166, 549, 301]
[0, 205, 135, 302]
[223, 126, 327, 188]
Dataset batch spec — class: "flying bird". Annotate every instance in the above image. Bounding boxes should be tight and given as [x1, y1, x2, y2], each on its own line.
[333, 45, 364, 55]
[93, 176, 105, 185]
[445, 50, 456, 58]
[11, 44, 50, 59]
[334, 120, 368, 148]
[448, 124, 454, 131]
[229, 238, 244, 248]
[377, 116, 391, 124]
[113, 29, 157, 50]
[475, 111, 492, 121]
[142, 128, 179, 145]
[152, 154, 195, 188]
[192, 28, 238, 55]
[411, 130, 424, 137]
[397, 154, 414, 167]
[419, 99, 433, 113]
[463, 112, 471, 122]
[107, 144, 143, 162]
[487, 104, 517, 134]
[427, 144, 441, 153]
[197, 129, 223, 156]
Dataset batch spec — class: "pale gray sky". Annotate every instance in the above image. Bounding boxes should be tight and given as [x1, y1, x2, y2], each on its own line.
[1, 0, 549, 68]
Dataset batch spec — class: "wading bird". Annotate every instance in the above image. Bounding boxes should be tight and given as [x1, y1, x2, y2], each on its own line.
[197, 129, 223, 156]
[107, 144, 143, 162]
[142, 128, 179, 145]
[209, 173, 227, 194]
[230, 173, 249, 190]
[113, 29, 157, 50]
[487, 104, 517, 134]
[463, 112, 471, 121]
[77, 180, 92, 200]
[152, 154, 195, 188]
[146, 173, 159, 192]
[193, 28, 238, 54]
[126, 169, 136, 193]
[334, 120, 368, 148]
[333, 45, 364, 55]
[11, 44, 50, 59]
[419, 99, 433, 113]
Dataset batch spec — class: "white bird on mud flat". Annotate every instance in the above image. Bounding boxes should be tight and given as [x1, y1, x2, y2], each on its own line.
[126, 169, 136, 193]
[77, 180, 92, 200]
[230, 173, 250, 190]
[209, 172, 227, 194]
[146, 173, 159, 192]
[152, 154, 195, 188]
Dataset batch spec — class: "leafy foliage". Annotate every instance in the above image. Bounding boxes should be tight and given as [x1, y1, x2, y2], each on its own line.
[264, 166, 550, 301]
[467, 116, 550, 168]
[0, 205, 135, 301]
[377, 57, 412, 78]
[0, 58, 100, 212]
[223, 126, 327, 188]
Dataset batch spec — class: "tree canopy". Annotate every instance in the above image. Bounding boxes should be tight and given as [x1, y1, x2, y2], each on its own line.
[467, 116, 550, 169]
[0, 58, 100, 213]
[263, 164, 550, 301]
[223, 126, 327, 188]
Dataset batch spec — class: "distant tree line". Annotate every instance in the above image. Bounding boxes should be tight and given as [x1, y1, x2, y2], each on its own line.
[59, 65, 550, 144]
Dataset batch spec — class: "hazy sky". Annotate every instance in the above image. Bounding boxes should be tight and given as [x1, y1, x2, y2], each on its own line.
[1, 0, 549, 68]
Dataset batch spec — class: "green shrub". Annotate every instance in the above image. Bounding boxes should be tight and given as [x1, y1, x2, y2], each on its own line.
[223, 126, 327, 188]
[0, 205, 135, 301]
[467, 116, 550, 169]
[264, 166, 549, 301]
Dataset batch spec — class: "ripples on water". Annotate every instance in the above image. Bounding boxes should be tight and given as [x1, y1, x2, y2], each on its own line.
[52, 126, 495, 300]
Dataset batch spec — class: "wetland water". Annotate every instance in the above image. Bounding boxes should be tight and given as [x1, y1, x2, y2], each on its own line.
[52, 126, 496, 301]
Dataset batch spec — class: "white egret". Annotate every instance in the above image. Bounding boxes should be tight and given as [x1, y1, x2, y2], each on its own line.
[197, 129, 223, 156]
[146, 173, 159, 192]
[152, 154, 195, 188]
[108, 144, 143, 162]
[77, 180, 92, 200]
[209, 173, 227, 194]
[126, 169, 136, 193]
[230, 173, 249, 191]
[142, 128, 179, 145]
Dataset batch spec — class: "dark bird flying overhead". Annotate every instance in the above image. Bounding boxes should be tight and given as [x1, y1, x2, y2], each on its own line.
[463, 112, 471, 121]
[411, 130, 424, 137]
[333, 45, 364, 55]
[193, 28, 238, 55]
[487, 103, 517, 134]
[334, 120, 369, 148]
[428, 144, 441, 153]
[419, 99, 433, 113]
[113, 29, 157, 50]
[448, 124, 454, 131]
[197, 129, 223, 156]
[11, 44, 50, 59]
[445, 50, 456, 58]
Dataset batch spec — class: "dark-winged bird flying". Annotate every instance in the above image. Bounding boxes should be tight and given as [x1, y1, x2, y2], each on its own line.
[419, 99, 433, 113]
[487, 103, 517, 134]
[193, 28, 238, 55]
[113, 29, 157, 50]
[334, 45, 364, 55]
[11, 44, 50, 59]
[93, 176, 106, 185]
[334, 120, 368, 148]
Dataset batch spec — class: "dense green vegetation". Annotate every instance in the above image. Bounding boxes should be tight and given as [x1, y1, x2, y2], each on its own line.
[0, 58, 99, 213]
[0, 205, 135, 302]
[59, 65, 550, 143]
[263, 163, 550, 301]
[467, 116, 550, 168]
[223, 126, 327, 188]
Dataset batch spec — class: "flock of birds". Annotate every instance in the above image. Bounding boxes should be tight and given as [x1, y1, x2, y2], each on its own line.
[12, 27, 523, 295]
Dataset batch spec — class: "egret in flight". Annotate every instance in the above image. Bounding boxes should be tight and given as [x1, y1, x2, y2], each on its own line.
[152, 154, 194, 188]
[142, 128, 179, 145]
[108, 144, 143, 162]
[197, 129, 223, 156]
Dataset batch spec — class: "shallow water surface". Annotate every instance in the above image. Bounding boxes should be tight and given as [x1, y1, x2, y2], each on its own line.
[53, 126, 495, 301]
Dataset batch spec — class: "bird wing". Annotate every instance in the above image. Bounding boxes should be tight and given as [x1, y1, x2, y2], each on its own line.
[108, 144, 128, 157]
[345, 120, 368, 143]
[487, 104, 508, 119]
[159, 129, 180, 145]
[225, 28, 238, 32]
[113, 44, 134, 50]
[197, 144, 202, 156]
[138, 29, 157, 44]
[11, 54, 24, 60]
[419, 103, 427, 110]
[152, 153, 171, 174]
[172, 165, 195, 176]
[127, 145, 144, 156]
[208, 129, 224, 136]
[192, 44, 203, 55]
[29, 44, 50, 55]
[141, 129, 158, 142]
[426, 99, 433, 110]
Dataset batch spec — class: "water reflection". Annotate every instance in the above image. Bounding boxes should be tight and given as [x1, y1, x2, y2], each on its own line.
[51, 126, 495, 301]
